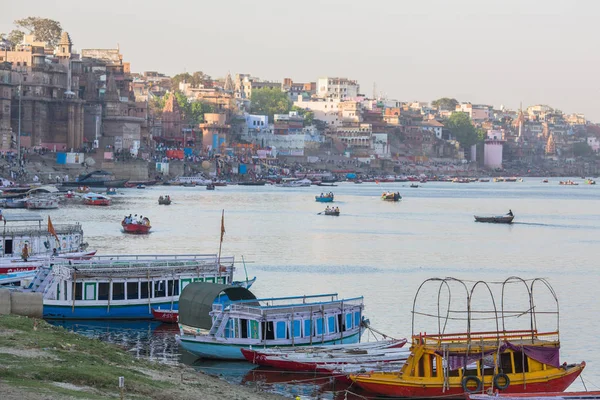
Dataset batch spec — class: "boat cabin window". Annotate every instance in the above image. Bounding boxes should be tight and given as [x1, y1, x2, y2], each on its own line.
[463, 362, 479, 377]
[154, 280, 166, 298]
[354, 311, 361, 327]
[261, 321, 275, 340]
[63, 281, 68, 301]
[4, 239, 13, 255]
[276, 321, 288, 339]
[97, 283, 109, 300]
[315, 318, 324, 336]
[112, 282, 125, 300]
[250, 320, 259, 339]
[74, 282, 83, 300]
[327, 316, 336, 334]
[292, 320, 301, 338]
[345, 313, 352, 330]
[513, 351, 529, 373]
[500, 352, 513, 373]
[304, 320, 311, 337]
[417, 354, 438, 377]
[240, 319, 248, 339]
[140, 281, 150, 299]
[167, 280, 179, 296]
[84, 283, 96, 301]
[127, 282, 139, 300]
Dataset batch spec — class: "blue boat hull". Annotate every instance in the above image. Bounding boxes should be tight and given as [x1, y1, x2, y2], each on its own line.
[44, 301, 179, 320]
[177, 331, 361, 360]
[315, 197, 334, 202]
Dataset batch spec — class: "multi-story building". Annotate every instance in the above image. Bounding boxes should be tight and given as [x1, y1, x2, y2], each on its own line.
[316, 77, 359, 100]
[8, 32, 85, 151]
[0, 64, 13, 151]
[282, 78, 316, 100]
[293, 97, 341, 127]
[333, 123, 373, 152]
[274, 111, 304, 135]
[199, 113, 230, 152]
[456, 103, 490, 121]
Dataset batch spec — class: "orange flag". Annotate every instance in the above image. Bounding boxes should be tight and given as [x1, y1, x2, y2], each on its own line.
[48, 216, 60, 244]
[220, 210, 225, 240]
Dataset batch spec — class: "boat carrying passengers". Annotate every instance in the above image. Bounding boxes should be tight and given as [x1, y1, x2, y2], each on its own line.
[123, 214, 150, 226]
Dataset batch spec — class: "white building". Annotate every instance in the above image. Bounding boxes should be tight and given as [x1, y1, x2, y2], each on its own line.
[293, 96, 341, 127]
[372, 133, 390, 157]
[334, 124, 373, 150]
[242, 126, 324, 156]
[420, 120, 444, 140]
[245, 114, 269, 131]
[317, 77, 359, 100]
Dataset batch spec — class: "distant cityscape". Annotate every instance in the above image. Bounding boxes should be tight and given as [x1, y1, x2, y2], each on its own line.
[1, 27, 599, 177]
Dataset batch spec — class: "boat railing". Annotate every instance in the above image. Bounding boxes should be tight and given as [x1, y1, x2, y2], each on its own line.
[49, 259, 234, 279]
[2, 224, 83, 236]
[413, 329, 560, 347]
[231, 293, 341, 305]
[88, 254, 231, 263]
[227, 300, 363, 317]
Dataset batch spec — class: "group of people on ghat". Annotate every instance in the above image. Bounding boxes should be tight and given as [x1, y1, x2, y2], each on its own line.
[319, 192, 334, 198]
[122, 214, 151, 226]
[325, 206, 340, 213]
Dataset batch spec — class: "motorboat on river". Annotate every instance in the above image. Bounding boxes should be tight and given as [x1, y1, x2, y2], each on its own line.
[315, 192, 334, 202]
[349, 277, 586, 398]
[121, 217, 151, 234]
[83, 193, 111, 206]
[474, 212, 514, 224]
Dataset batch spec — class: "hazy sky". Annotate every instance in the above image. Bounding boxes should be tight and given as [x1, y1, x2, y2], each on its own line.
[2, 0, 599, 120]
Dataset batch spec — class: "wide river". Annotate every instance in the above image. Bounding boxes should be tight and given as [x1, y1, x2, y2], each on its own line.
[47, 180, 600, 398]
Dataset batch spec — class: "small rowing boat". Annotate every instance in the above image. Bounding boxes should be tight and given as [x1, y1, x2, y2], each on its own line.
[474, 215, 514, 223]
[151, 308, 178, 323]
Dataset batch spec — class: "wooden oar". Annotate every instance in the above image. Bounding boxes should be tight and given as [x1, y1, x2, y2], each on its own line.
[317, 211, 324, 215]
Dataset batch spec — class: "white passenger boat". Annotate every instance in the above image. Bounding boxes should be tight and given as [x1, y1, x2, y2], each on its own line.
[25, 196, 59, 210]
[0, 213, 89, 271]
[276, 178, 312, 188]
[176, 283, 365, 360]
[27, 253, 235, 320]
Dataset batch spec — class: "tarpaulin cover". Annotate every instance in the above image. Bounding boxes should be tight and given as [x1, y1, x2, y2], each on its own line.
[436, 341, 561, 370]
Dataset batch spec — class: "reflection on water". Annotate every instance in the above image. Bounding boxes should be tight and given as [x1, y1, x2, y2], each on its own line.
[49, 320, 180, 364]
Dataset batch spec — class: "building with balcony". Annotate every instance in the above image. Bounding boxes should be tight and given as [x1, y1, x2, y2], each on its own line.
[317, 77, 359, 100]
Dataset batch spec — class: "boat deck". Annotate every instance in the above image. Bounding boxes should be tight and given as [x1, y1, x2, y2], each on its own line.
[414, 329, 560, 351]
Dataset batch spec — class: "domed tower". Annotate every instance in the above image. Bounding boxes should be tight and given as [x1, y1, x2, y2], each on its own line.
[56, 31, 73, 60]
[546, 133, 556, 155]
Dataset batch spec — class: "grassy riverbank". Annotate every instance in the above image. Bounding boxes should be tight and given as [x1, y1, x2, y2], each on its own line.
[0, 315, 286, 400]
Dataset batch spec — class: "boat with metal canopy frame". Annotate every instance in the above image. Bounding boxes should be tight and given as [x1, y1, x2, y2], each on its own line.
[350, 277, 585, 398]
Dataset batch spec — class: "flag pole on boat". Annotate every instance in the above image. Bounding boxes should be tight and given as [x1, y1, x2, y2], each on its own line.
[217, 209, 225, 276]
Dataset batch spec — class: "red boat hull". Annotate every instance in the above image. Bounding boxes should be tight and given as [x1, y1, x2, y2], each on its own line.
[0, 265, 39, 274]
[151, 308, 178, 323]
[353, 365, 584, 399]
[84, 199, 111, 206]
[122, 222, 151, 234]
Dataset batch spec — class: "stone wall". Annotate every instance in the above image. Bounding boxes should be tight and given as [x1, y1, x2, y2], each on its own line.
[0, 288, 43, 318]
[99, 159, 150, 180]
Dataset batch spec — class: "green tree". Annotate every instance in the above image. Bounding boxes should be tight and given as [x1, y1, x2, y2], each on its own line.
[432, 97, 459, 111]
[14, 17, 62, 46]
[250, 88, 291, 120]
[290, 105, 315, 126]
[446, 112, 480, 148]
[0, 30, 24, 47]
[573, 141, 593, 157]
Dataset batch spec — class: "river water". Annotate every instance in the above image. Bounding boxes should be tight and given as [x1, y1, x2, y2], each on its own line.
[46, 180, 600, 398]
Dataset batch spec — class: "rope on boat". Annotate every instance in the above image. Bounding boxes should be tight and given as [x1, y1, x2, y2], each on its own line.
[362, 320, 397, 341]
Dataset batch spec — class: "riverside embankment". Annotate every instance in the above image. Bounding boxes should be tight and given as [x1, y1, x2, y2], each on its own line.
[0, 315, 287, 400]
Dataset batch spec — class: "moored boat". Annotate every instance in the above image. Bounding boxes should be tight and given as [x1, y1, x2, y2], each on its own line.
[176, 284, 365, 360]
[28, 253, 236, 319]
[152, 308, 179, 323]
[25, 197, 59, 210]
[241, 339, 409, 372]
[106, 188, 117, 195]
[61, 170, 128, 188]
[467, 392, 600, 400]
[559, 180, 578, 186]
[0, 213, 89, 264]
[349, 277, 585, 399]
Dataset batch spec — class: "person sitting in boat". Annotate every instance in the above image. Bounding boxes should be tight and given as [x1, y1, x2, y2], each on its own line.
[325, 206, 331, 212]
[335, 207, 339, 212]
[52, 248, 59, 257]
[143, 217, 150, 226]
[320, 192, 324, 197]
[507, 209, 514, 217]
[159, 195, 164, 202]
